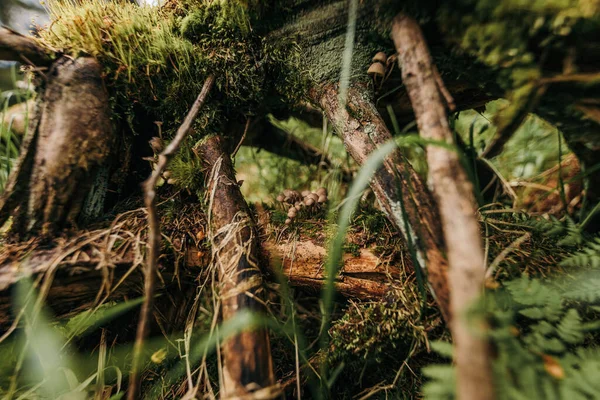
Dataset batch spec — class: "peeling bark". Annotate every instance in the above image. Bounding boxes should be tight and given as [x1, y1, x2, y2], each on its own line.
[264, 240, 400, 300]
[312, 83, 451, 322]
[393, 14, 495, 400]
[0, 57, 113, 239]
[195, 135, 278, 399]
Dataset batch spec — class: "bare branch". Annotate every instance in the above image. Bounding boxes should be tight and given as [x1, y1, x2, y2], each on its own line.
[127, 75, 215, 400]
[392, 13, 495, 400]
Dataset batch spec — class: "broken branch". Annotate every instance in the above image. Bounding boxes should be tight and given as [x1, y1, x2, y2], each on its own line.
[0, 26, 53, 66]
[196, 135, 278, 398]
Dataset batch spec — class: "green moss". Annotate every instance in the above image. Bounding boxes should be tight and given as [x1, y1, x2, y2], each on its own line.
[38, 1, 269, 142]
[328, 290, 429, 366]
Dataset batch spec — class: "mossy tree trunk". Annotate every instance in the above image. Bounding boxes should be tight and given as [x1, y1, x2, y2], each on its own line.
[0, 56, 114, 239]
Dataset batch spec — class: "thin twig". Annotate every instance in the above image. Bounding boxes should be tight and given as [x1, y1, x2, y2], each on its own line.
[127, 75, 215, 400]
[232, 118, 251, 158]
[486, 232, 531, 279]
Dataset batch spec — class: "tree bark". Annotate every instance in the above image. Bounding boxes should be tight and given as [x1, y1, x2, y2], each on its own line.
[0, 26, 53, 66]
[195, 135, 278, 399]
[392, 14, 495, 400]
[312, 83, 451, 322]
[0, 57, 113, 239]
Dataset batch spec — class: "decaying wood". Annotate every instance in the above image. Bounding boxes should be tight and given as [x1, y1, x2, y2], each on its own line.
[0, 236, 399, 333]
[0, 26, 53, 66]
[313, 83, 451, 322]
[195, 135, 278, 399]
[392, 14, 495, 400]
[0, 57, 113, 238]
[265, 240, 400, 300]
[128, 76, 215, 400]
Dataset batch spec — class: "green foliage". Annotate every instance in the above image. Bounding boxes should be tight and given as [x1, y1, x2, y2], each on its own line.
[524, 215, 585, 247]
[439, 0, 600, 72]
[423, 275, 600, 400]
[561, 237, 600, 268]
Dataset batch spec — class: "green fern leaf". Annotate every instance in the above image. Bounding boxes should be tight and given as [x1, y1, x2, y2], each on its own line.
[563, 278, 600, 303]
[557, 309, 584, 344]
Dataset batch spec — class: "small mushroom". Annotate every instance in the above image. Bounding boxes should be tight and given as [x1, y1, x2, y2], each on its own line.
[301, 190, 311, 197]
[367, 62, 386, 79]
[318, 195, 327, 203]
[149, 137, 164, 153]
[372, 51, 387, 65]
[288, 208, 297, 218]
[276, 194, 285, 202]
[163, 170, 172, 179]
[167, 178, 178, 185]
[285, 218, 292, 225]
[316, 187, 327, 196]
[308, 193, 319, 201]
[305, 198, 315, 206]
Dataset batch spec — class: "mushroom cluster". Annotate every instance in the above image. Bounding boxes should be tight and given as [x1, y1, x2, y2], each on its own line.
[367, 51, 396, 89]
[144, 137, 177, 185]
[276, 187, 328, 225]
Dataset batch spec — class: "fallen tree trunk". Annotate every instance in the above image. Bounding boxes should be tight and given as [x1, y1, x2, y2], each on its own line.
[312, 83, 451, 322]
[392, 13, 495, 400]
[195, 135, 277, 399]
[0, 233, 400, 333]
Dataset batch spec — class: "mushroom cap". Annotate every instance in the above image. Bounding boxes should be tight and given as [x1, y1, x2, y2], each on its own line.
[276, 194, 285, 202]
[316, 187, 327, 196]
[305, 198, 315, 206]
[288, 208, 297, 218]
[167, 178, 177, 185]
[163, 170, 172, 179]
[372, 51, 387, 64]
[308, 193, 319, 201]
[149, 137, 164, 153]
[285, 218, 292, 225]
[317, 195, 327, 203]
[301, 190, 311, 197]
[367, 62, 386, 77]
